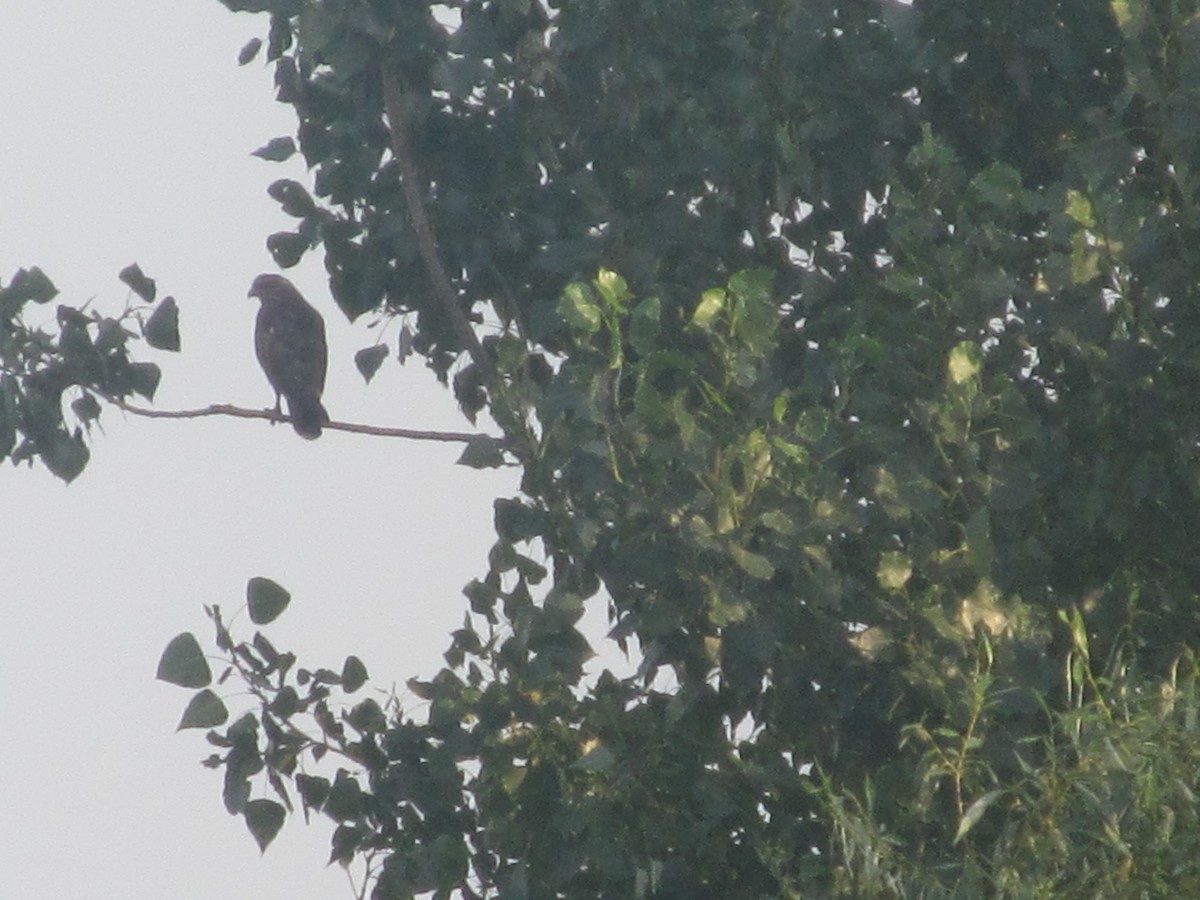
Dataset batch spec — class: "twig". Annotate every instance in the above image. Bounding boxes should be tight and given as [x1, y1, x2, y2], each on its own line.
[106, 396, 486, 444]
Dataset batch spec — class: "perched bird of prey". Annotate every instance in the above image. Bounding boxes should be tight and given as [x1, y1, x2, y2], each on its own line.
[247, 274, 329, 439]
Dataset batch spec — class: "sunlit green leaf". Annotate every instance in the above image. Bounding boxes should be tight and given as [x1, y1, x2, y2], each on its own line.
[729, 544, 775, 580]
[692, 289, 726, 330]
[877, 551, 913, 592]
[559, 282, 603, 333]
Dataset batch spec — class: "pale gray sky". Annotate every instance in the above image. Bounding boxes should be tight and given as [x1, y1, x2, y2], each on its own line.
[0, 2, 519, 896]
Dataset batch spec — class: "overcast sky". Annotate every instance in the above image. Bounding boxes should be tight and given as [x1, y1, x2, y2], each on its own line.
[0, 3, 523, 897]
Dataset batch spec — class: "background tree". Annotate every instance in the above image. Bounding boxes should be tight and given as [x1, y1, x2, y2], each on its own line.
[9, 0, 1200, 896]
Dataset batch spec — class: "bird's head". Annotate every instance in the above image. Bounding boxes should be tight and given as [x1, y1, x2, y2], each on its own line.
[247, 273, 295, 302]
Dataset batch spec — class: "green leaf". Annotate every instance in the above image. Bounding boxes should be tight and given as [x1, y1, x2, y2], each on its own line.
[345, 698, 387, 733]
[41, 428, 89, 482]
[970, 162, 1025, 209]
[119, 263, 156, 302]
[457, 435, 505, 468]
[429, 834, 469, 889]
[178, 689, 229, 730]
[354, 345, 388, 383]
[965, 508, 994, 576]
[954, 790, 1004, 844]
[0, 266, 58, 311]
[593, 268, 632, 311]
[494, 498, 547, 542]
[692, 289, 726, 330]
[629, 295, 662, 355]
[1070, 232, 1103, 284]
[237, 37, 263, 65]
[70, 392, 102, 423]
[252, 136, 297, 162]
[758, 509, 797, 535]
[947, 342, 982, 385]
[127, 362, 161, 400]
[729, 544, 775, 580]
[1109, 0, 1133, 29]
[397, 325, 414, 363]
[875, 466, 941, 519]
[296, 773, 330, 811]
[266, 231, 308, 268]
[143, 297, 180, 351]
[1065, 188, 1095, 228]
[267, 15, 294, 61]
[269, 685, 299, 718]
[728, 269, 776, 350]
[244, 798, 286, 852]
[574, 741, 617, 774]
[247, 576, 291, 624]
[877, 551, 913, 592]
[324, 770, 366, 822]
[341, 655, 368, 693]
[559, 282, 603, 333]
[267, 178, 317, 218]
[328, 823, 363, 866]
[708, 593, 751, 626]
[157, 633, 212, 688]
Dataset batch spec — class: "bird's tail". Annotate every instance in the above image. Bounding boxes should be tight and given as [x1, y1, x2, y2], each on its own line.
[286, 394, 330, 440]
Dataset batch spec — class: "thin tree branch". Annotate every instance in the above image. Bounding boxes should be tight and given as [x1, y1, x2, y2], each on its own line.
[104, 395, 486, 443]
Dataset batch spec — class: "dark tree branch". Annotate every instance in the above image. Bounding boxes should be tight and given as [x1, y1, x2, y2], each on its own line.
[103, 395, 485, 443]
[380, 66, 488, 375]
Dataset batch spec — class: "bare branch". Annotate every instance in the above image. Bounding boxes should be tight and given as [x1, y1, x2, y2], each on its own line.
[104, 395, 487, 444]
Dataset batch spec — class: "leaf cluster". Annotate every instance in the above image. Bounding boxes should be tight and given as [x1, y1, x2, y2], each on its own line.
[0, 264, 178, 481]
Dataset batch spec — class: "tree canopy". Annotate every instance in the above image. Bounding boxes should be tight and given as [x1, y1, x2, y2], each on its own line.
[9, 0, 1200, 896]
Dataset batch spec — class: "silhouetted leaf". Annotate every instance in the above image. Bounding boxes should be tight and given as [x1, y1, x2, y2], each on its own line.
[354, 344, 388, 383]
[266, 230, 308, 268]
[119, 263, 156, 302]
[128, 362, 161, 400]
[329, 824, 363, 866]
[244, 798, 286, 852]
[0, 266, 57, 312]
[247, 577, 291, 624]
[397, 325, 414, 363]
[252, 136, 296, 162]
[40, 428, 89, 483]
[143, 297, 180, 351]
[70, 392, 101, 423]
[324, 770, 365, 822]
[457, 435, 505, 469]
[157, 633, 212, 688]
[341, 655, 368, 693]
[178, 689, 229, 730]
[237, 37, 263, 65]
[267, 178, 316, 217]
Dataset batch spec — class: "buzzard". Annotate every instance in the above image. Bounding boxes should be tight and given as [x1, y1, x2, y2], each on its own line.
[248, 274, 329, 439]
